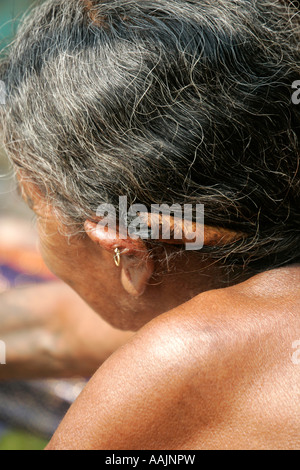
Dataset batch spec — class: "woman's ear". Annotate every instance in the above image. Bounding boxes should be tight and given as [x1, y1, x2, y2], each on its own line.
[84, 220, 154, 297]
[120, 254, 154, 297]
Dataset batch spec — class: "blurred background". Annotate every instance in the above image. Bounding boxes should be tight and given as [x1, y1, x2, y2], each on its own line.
[0, 0, 87, 450]
[0, 0, 32, 49]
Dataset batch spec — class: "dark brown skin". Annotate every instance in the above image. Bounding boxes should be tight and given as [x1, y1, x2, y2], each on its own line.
[45, 267, 300, 450]
[21, 181, 300, 450]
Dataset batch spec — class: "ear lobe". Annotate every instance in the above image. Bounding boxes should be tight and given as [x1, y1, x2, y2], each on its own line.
[121, 255, 154, 297]
[84, 219, 154, 296]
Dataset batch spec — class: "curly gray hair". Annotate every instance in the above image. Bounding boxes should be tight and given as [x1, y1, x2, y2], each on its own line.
[1, 0, 300, 272]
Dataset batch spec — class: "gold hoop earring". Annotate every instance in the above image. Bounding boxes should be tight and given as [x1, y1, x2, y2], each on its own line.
[114, 248, 121, 267]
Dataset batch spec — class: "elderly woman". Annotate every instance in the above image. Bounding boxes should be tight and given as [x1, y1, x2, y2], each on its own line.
[0, 0, 299, 450]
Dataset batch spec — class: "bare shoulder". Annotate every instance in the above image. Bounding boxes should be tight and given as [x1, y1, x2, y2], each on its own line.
[47, 266, 300, 450]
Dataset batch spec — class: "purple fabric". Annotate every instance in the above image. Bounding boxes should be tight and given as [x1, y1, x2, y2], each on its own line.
[0, 263, 46, 288]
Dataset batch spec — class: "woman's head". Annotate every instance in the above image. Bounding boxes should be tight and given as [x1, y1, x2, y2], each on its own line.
[1, 0, 300, 328]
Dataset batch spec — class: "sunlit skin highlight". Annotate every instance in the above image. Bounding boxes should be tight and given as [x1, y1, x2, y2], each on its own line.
[17, 177, 300, 450]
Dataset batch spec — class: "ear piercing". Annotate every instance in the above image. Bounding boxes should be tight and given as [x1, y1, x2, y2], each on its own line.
[114, 248, 121, 267]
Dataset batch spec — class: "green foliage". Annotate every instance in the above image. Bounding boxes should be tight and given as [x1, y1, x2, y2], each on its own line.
[0, 429, 48, 450]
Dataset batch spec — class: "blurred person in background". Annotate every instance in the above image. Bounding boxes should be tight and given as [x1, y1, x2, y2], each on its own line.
[0, 0, 300, 450]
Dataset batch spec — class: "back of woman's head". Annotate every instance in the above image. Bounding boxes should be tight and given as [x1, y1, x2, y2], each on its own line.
[1, 0, 300, 272]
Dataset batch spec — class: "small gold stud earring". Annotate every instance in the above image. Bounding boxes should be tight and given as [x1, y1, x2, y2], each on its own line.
[114, 248, 121, 267]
